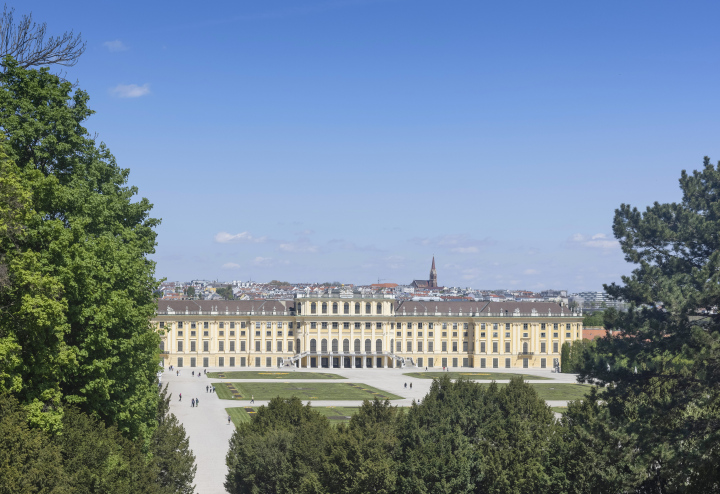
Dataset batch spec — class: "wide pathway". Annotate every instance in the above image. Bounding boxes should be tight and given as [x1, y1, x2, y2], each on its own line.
[163, 366, 580, 494]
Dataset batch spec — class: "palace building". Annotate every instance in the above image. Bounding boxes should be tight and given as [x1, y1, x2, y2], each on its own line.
[154, 287, 583, 371]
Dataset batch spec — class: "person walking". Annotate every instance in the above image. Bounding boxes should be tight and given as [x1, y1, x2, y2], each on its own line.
[206, 385, 209, 393]
[179, 393, 182, 402]
[250, 395, 254, 404]
[191, 398, 195, 407]
[228, 415, 231, 425]
[410, 383, 413, 389]
[176, 370, 179, 376]
[196, 397, 199, 406]
[192, 371, 195, 376]
[404, 383, 407, 389]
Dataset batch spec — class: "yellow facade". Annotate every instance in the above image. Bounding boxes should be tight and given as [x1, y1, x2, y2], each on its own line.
[154, 290, 583, 370]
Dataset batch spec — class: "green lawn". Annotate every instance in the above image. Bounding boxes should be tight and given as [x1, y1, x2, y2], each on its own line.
[550, 407, 568, 414]
[226, 406, 362, 426]
[214, 382, 402, 401]
[474, 383, 591, 401]
[207, 371, 345, 380]
[404, 372, 550, 381]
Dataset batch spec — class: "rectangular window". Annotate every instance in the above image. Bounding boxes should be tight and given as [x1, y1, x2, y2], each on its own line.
[241, 330, 245, 336]
[266, 341, 271, 352]
[428, 341, 434, 352]
[241, 322, 246, 328]
[453, 323, 458, 330]
[442, 342, 447, 352]
[418, 341, 423, 352]
[428, 357, 434, 367]
[203, 341, 209, 352]
[190, 341, 196, 352]
[365, 323, 371, 329]
[396, 331, 401, 337]
[443, 323, 447, 330]
[493, 323, 498, 330]
[462, 357, 469, 367]
[523, 323, 528, 330]
[442, 332, 447, 337]
[418, 332, 423, 337]
[541, 332, 546, 337]
[219, 331, 224, 337]
[407, 332, 412, 337]
[566, 324, 571, 330]
[266, 322, 271, 329]
[343, 322, 350, 329]
[321, 322, 328, 329]
[204, 322, 209, 329]
[288, 341, 293, 352]
[219, 322, 224, 329]
[541, 342, 546, 353]
[218, 357, 224, 367]
[417, 357, 423, 367]
[178, 331, 183, 337]
[190, 331, 196, 337]
[463, 323, 468, 330]
[541, 358, 546, 368]
[159, 322, 165, 328]
[190, 357, 197, 367]
[452, 358, 458, 367]
[505, 342, 510, 353]
[452, 342, 458, 352]
[230, 357, 235, 367]
[453, 332, 458, 337]
[407, 341, 412, 352]
[266, 331, 271, 337]
[418, 323, 423, 329]
[177, 341, 183, 352]
[480, 341, 486, 353]
[493, 358, 498, 368]
[230, 341, 235, 352]
[396, 341, 401, 352]
[462, 341, 468, 352]
[311, 322, 317, 329]
[202, 357, 209, 367]
[277, 341, 283, 352]
[541, 323, 546, 330]
[288, 331, 293, 336]
[289, 323, 294, 329]
[480, 332, 485, 337]
[277, 357, 284, 367]
[429, 323, 434, 329]
[505, 358, 511, 368]
[566, 332, 571, 338]
[523, 333, 528, 338]
[203, 331, 209, 337]
[480, 358, 486, 368]
[177, 357, 183, 367]
[230, 322, 235, 329]
[554, 323, 559, 330]
[354, 323, 361, 329]
[505, 323, 510, 330]
[255, 322, 261, 329]
[219, 341, 224, 352]
[255, 341, 260, 352]
[428, 331, 433, 337]
[255, 357, 260, 367]
[178, 322, 183, 329]
[442, 357, 447, 368]
[554, 332, 558, 338]
[481, 323, 485, 330]
[492, 342, 498, 353]
[241, 357, 246, 367]
[332, 322, 338, 329]
[376, 323, 382, 329]
[191, 323, 196, 329]
[553, 342, 559, 353]
[505, 332, 510, 338]
[266, 357, 272, 367]
[241, 341, 246, 352]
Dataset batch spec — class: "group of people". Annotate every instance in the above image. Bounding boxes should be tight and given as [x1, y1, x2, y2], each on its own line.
[206, 385, 215, 393]
[404, 382, 413, 389]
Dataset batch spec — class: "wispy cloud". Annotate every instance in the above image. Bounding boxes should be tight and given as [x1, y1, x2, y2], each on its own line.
[410, 234, 495, 253]
[103, 40, 128, 52]
[215, 231, 267, 244]
[222, 262, 241, 269]
[278, 240, 318, 253]
[570, 233, 619, 250]
[524, 269, 540, 275]
[253, 257, 290, 267]
[295, 229, 315, 236]
[110, 83, 150, 98]
[327, 239, 381, 252]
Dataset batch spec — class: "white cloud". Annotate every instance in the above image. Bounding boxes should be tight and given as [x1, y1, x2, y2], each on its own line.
[571, 233, 619, 250]
[524, 269, 540, 275]
[278, 240, 318, 253]
[451, 246, 479, 254]
[253, 257, 273, 266]
[215, 231, 267, 244]
[295, 229, 315, 235]
[103, 40, 127, 52]
[222, 262, 241, 269]
[110, 83, 150, 98]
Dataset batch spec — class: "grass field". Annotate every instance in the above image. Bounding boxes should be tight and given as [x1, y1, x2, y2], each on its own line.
[207, 371, 344, 379]
[550, 407, 568, 414]
[215, 382, 402, 401]
[473, 383, 591, 401]
[225, 406, 362, 426]
[404, 372, 550, 381]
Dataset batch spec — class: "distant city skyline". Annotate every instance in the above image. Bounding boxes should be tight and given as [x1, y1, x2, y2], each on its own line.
[21, 0, 720, 290]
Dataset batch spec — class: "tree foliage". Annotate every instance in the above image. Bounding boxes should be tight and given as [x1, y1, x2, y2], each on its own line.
[0, 5, 85, 70]
[579, 157, 720, 491]
[0, 57, 161, 440]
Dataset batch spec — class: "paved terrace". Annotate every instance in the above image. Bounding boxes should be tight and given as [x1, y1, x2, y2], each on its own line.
[164, 366, 581, 494]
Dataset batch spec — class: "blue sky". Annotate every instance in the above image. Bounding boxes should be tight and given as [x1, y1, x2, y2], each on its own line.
[19, 0, 720, 290]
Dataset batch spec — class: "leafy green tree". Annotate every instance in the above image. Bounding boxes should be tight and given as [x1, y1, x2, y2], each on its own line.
[149, 385, 196, 493]
[579, 157, 720, 490]
[582, 310, 605, 327]
[323, 398, 401, 494]
[215, 284, 234, 300]
[225, 397, 333, 493]
[186, 286, 195, 298]
[0, 57, 161, 440]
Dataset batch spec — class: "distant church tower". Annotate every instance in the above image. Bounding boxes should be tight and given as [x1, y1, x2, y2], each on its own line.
[429, 256, 438, 288]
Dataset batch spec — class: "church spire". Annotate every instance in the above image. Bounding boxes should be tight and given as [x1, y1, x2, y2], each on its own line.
[429, 256, 437, 288]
